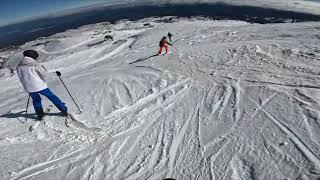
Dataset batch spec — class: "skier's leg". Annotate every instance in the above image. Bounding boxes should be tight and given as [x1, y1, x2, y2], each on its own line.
[165, 45, 168, 54]
[40, 88, 68, 114]
[158, 47, 163, 54]
[30, 93, 42, 110]
[30, 92, 44, 119]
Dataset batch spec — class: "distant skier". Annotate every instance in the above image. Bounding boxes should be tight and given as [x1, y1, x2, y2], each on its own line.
[167, 32, 173, 42]
[17, 50, 68, 120]
[158, 36, 172, 55]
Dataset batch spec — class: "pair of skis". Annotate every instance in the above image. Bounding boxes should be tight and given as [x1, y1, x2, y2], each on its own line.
[28, 109, 101, 133]
[29, 111, 75, 132]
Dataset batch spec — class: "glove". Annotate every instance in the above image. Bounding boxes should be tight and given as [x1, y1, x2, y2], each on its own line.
[56, 71, 61, 76]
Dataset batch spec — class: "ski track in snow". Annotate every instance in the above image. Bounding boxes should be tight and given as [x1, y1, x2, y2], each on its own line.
[1, 17, 320, 179]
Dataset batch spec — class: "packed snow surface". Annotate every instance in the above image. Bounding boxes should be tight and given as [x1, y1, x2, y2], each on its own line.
[1, 17, 320, 179]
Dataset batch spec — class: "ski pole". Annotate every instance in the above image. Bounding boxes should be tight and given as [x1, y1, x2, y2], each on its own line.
[25, 95, 30, 122]
[171, 45, 179, 52]
[42, 65, 48, 71]
[56, 71, 82, 114]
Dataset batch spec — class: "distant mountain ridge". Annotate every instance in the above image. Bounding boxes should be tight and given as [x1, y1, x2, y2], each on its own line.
[1, 2, 320, 49]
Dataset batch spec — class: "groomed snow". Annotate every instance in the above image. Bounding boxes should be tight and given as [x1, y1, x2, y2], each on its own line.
[1, 17, 320, 179]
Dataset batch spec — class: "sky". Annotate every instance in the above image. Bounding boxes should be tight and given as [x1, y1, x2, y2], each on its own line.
[0, 0, 106, 26]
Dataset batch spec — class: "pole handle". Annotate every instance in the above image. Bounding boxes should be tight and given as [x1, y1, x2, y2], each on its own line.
[56, 71, 61, 76]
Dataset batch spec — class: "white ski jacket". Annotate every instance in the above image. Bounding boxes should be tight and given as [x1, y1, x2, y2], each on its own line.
[17, 57, 48, 93]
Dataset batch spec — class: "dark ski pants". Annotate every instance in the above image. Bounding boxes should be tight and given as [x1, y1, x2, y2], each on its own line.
[30, 88, 67, 113]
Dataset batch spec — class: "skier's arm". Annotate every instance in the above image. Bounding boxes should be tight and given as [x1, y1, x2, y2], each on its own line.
[35, 64, 50, 82]
[166, 41, 173, 46]
[35, 67, 46, 82]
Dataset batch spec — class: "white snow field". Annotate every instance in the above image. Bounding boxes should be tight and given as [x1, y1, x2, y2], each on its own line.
[1, 17, 320, 180]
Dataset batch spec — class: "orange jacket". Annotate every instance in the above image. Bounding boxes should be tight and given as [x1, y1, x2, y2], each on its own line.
[159, 39, 172, 47]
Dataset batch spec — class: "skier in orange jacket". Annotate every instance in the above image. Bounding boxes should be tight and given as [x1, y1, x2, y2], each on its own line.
[158, 36, 172, 55]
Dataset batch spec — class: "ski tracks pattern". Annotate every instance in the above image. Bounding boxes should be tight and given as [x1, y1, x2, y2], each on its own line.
[2, 19, 320, 180]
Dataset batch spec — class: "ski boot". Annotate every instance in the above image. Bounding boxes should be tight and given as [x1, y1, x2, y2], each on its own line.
[57, 107, 68, 117]
[35, 108, 45, 120]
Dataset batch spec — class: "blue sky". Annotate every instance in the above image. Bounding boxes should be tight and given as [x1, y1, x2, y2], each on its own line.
[0, 0, 105, 26]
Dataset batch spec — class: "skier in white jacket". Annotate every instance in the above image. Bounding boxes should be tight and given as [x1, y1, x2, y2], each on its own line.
[17, 50, 68, 120]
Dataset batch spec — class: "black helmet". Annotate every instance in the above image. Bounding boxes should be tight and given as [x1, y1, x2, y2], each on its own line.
[23, 50, 39, 60]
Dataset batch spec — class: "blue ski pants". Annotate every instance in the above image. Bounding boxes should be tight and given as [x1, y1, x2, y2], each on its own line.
[30, 88, 67, 113]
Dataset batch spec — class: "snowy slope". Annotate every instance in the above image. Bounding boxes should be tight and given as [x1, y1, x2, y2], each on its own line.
[1, 17, 320, 179]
